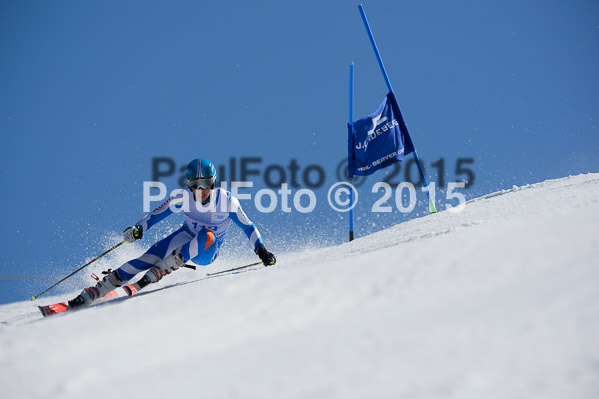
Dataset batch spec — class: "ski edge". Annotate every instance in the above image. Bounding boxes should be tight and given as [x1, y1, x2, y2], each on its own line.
[37, 286, 135, 318]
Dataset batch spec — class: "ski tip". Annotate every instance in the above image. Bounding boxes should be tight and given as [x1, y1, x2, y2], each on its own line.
[38, 302, 69, 317]
[31, 296, 36, 301]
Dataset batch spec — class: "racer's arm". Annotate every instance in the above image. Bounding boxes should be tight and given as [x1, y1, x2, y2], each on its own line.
[124, 197, 175, 242]
[136, 197, 175, 233]
[229, 196, 276, 265]
[228, 196, 263, 249]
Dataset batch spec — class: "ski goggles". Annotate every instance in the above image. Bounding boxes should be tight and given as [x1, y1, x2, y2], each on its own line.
[188, 177, 215, 190]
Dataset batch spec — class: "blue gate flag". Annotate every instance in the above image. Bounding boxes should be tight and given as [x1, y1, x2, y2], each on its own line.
[348, 92, 415, 178]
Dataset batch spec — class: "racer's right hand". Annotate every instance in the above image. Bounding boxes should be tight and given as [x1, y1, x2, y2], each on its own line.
[123, 225, 143, 243]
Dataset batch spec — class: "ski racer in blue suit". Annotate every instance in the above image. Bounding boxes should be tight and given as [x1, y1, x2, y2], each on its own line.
[68, 158, 276, 308]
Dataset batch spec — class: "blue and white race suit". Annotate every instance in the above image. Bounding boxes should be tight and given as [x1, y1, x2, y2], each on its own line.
[116, 187, 263, 281]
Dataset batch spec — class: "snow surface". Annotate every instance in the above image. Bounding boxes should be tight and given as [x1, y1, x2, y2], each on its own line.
[1, 174, 598, 399]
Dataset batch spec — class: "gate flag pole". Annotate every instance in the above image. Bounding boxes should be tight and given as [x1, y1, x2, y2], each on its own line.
[357, 4, 437, 213]
[349, 61, 355, 242]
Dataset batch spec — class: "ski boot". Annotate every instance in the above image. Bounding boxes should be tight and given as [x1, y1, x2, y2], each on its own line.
[123, 250, 185, 296]
[68, 269, 125, 308]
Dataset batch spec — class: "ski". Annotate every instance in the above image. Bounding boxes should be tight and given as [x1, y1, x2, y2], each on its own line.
[37, 289, 122, 318]
[121, 274, 153, 297]
[37, 278, 156, 317]
[122, 282, 140, 296]
[37, 261, 262, 318]
[38, 302, 69, 317]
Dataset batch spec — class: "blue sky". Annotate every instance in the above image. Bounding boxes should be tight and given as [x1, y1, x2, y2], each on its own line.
[1, 0, 598, 304]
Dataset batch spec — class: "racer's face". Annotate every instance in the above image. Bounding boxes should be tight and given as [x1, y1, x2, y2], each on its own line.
[195, 188, 211, 202]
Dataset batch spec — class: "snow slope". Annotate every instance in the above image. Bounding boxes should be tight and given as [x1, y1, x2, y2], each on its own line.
[1, 174, 598, 399]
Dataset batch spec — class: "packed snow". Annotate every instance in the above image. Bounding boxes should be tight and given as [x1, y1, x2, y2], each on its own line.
[1, 174, 598, 398]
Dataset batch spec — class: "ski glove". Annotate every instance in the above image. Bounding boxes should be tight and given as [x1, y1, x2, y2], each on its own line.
[123, 225, 143, 243]
[255, 243, 276, 266]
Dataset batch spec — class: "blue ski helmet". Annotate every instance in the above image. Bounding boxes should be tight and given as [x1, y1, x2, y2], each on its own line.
[186, 158, 216, 190]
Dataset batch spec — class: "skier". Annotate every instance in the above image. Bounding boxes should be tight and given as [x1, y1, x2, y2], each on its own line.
[67, 158, 276, 308]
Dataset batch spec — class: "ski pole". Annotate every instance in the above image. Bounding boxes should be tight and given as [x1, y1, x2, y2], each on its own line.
[206, 261, 263, 277]
[31, 240, 126, 300]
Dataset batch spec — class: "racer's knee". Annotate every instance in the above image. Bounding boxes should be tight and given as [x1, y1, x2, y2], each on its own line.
[199, 228, 215, 250]
[181, 228, 217, 265]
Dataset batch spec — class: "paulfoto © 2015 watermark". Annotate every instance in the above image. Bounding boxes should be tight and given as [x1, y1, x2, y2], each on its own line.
[143, 180, 468, 215]
[145, 156, 475, 214]
[151, 156, 476, 191]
